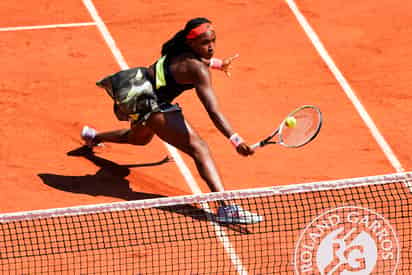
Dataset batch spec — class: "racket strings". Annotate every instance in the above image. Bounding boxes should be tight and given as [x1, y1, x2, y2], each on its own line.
[280, 108, 321, 147]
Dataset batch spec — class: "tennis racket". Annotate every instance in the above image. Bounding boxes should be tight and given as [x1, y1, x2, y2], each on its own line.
[251, 105, 322, 150]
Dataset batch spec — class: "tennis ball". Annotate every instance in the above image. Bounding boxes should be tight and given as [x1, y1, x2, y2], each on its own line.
[285, 116, 297, 128]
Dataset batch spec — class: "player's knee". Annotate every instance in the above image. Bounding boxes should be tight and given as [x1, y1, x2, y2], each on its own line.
[188, 137, 210, 157]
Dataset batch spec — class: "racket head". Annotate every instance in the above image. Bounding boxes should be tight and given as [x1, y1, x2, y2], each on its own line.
[278, 105, 322, 148]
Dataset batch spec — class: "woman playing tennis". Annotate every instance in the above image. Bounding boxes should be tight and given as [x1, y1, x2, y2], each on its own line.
[81, 17, 262, 224]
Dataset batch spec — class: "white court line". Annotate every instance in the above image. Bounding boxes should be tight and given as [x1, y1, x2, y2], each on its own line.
[81, 0, 248, 274]
[0, 22, 96, 32]
[285, 0, 405, 173]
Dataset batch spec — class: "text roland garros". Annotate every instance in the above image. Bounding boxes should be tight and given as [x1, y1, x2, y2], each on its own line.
[294, 206, 400, 275]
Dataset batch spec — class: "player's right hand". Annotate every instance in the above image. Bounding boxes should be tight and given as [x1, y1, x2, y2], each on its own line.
[236, 142, 254, 156]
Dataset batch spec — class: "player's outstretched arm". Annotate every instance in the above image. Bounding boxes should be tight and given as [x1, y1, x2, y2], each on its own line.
[205, 54, 240, 77]
[192, 62, 253, 156]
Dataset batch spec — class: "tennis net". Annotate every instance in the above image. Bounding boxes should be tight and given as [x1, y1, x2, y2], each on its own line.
[0, 172, 411, 274]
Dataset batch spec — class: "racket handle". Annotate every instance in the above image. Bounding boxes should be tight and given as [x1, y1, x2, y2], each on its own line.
[250, 142, 261, 150]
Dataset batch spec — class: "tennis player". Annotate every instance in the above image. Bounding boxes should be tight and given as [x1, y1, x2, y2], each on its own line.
[81, 17, 262, 224]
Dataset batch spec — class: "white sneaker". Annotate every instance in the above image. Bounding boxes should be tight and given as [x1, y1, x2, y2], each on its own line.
[216, 205, 263, 224]
[81, 126, 98, 147]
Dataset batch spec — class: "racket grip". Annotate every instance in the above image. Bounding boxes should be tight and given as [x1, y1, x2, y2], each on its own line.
[250, 142, 261, 150]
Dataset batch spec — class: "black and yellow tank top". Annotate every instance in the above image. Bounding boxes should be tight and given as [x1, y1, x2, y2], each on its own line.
[153, 55, 195, 103]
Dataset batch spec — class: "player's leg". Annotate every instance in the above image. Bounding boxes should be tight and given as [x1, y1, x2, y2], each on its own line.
[81, 123, 155, 146]
[146, 110, 225, 193]
[146, 110, 263, 224]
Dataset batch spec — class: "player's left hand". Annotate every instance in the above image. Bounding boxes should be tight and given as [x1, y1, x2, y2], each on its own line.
[222, 53, 239, 77]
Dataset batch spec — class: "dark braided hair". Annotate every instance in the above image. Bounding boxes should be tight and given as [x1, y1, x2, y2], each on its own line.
[161, 17, 212, 57]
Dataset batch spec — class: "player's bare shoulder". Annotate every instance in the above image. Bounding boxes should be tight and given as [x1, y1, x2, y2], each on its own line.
[171, 54, 209, 84]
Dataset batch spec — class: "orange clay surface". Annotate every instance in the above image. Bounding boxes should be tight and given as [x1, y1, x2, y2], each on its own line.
[1, 0, 411, 212]
[1, 0, 412, 273]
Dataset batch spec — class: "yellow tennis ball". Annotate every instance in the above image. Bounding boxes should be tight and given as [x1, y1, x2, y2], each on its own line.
[285, 116, 297, 128]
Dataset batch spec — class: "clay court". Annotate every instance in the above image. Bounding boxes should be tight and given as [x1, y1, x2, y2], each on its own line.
[1, 0, 411, 273]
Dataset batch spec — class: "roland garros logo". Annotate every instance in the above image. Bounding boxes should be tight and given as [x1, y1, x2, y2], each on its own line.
[294, 206, 400, 274]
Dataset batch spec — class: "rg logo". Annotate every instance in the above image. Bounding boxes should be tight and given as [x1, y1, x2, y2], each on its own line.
[294, 206, 400, 275]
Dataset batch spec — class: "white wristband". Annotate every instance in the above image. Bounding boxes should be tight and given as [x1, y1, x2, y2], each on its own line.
[209, 58, 223, 70]
[229, 133, 244, 147]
